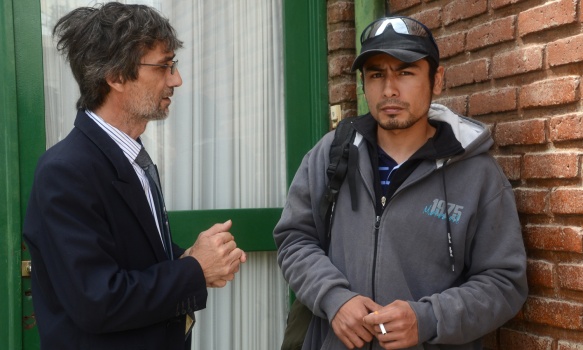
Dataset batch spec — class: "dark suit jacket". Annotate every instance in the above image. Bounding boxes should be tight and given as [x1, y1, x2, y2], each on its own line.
[23, 110, 207, 350]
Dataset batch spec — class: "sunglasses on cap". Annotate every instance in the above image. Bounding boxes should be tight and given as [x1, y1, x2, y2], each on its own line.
[360, 16, 438, 50]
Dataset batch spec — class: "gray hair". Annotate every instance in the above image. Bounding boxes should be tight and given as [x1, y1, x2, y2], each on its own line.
[53, 2, 183, 110]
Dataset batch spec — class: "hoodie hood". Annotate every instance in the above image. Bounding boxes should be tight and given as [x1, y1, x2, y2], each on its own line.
[351, 103, 493, 168]
[428, 103, 493, 163]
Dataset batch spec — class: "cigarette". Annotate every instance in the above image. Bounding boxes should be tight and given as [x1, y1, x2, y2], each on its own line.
[371, 311, 387, 335]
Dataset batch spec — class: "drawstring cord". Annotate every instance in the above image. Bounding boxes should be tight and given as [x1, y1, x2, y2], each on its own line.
[441, 159, 455, 272]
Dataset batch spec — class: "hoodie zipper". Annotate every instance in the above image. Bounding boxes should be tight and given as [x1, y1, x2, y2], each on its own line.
[369, 215, 381, 350]
[370, 199, 384, 350]
[371, 215, 381, 301]
[371, 164, 398, 301]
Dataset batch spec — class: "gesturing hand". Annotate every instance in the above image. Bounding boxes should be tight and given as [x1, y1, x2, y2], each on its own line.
[331, 296, 381, 349]
[182, 220, 247, 287]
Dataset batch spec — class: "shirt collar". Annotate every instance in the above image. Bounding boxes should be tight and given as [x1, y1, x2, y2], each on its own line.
[85, 109, 143, 163]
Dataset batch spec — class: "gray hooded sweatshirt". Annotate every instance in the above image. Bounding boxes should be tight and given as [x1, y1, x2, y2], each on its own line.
[274, 104, 528, 349]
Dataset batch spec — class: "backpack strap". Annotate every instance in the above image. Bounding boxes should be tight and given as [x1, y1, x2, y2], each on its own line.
[319, 117, 356, 248]
[346, 139, 359, 212]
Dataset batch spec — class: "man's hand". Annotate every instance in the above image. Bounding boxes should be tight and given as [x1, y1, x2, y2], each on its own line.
[181, 220, 247, 287]
[331, 296, 382, 349]
[362, 300, 419, 349]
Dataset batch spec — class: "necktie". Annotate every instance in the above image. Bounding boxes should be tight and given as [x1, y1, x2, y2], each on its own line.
[135, 147, 174, 260]
[135, 147, 195, 336]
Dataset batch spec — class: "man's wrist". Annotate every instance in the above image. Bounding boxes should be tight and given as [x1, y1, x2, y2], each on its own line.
[408, 301, 437, 343]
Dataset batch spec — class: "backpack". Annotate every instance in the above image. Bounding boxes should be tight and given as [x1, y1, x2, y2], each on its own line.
[318, 116, 358, 238]
[281, 116, 357, 350]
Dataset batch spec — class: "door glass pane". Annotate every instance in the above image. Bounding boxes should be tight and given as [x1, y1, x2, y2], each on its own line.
[40, 1, 288, 349]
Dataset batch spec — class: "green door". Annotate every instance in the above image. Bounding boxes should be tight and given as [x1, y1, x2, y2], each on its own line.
[1, 0, 328, 349]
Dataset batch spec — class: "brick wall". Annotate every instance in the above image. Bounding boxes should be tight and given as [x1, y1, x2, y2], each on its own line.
[328, 1, 358, 119]
[327, 0, 583, 348]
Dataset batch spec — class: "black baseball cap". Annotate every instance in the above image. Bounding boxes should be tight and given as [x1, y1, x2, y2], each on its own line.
[351, 16, 440, 72]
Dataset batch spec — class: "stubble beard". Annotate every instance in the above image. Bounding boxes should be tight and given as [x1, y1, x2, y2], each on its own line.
[375, 99, 423, 131]
[377, 112, 423, 131]
[127, 87, 173, 123]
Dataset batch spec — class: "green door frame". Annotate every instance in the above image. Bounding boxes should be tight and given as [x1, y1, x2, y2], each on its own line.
[1, 0, 329, 349]
[1, 0, 46, 349]
[1, 0, 24, 349]
[283, 0, 329, 178]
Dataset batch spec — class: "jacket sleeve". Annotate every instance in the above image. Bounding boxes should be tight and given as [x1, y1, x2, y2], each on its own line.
[273, 134, 359, 321]
[411, 178, 528, 344]
[24, 157, 208, 334]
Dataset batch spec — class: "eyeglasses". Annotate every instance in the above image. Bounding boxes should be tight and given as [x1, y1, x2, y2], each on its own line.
[139, 60, 178, 75]
[360, 17, 437, 48]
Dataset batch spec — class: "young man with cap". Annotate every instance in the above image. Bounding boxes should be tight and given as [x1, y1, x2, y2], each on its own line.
[274, 16, 527, 349]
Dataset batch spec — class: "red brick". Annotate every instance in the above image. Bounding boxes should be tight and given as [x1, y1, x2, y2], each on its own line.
[491, 0, 529, 10]
[523, 225, 583, 253]
[411, 8, 441, 30]
[499, 328, 553, 350]
[523, 296, 583, 330]
[466, 16, 515, 52]
[483, 331, 498, 350]
[551, 188, 583, 215]
[469, 88, 517, 116]
[445, 59, 489, 88]
[329, 54, 356, 78]
[518, 0, 577, 37]
[558, 263, 583, 292]
[388, 0, 422, 12]
[328, 28, 355, 51]
[519, 76, 579, 109]
[558, 340, 583, 350]
[514, 188, 548, 215]
[548, 34, 583, 67]
[341, 102, 358, 120]
[329, 81, 356, 104]
[492, 45, 544, 79]
[327, 2, 354, 24]
[523, 153, 579, 179]
[494, 155, 521, 181]
[550, 113, 583, 142]
[436, 32, 465, 59]
[433, 96, 467, 116]
[528, 259, 554, 288]
[495, 119, 546, 146]
[443, 0, 487, 25]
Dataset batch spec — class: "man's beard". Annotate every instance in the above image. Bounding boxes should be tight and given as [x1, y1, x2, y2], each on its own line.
[127, 87, 173, 122]
[377, 113, 422, 130]
[375, 99, 423, 131]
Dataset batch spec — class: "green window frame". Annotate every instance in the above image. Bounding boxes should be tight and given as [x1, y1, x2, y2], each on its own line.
[170, 0, 331, 251]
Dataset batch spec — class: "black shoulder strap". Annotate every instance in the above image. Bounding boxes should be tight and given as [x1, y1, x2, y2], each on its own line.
[319, 118, 356, 249]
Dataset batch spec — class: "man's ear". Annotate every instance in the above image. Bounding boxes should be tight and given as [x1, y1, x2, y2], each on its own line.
[106, 74, 125, 93]
[432, 66, 445, 96]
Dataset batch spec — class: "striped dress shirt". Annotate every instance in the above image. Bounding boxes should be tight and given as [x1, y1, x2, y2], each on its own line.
[85, 110, 165, 247]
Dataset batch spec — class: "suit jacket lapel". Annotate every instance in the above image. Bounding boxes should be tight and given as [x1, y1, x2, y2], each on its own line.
[74, 110, 168, 261]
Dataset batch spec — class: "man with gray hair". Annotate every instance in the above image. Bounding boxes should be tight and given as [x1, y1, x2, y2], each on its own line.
[23, 3, 246, 349]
